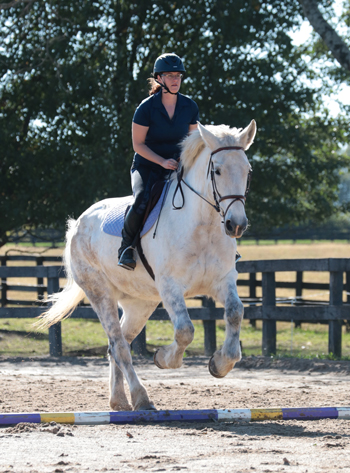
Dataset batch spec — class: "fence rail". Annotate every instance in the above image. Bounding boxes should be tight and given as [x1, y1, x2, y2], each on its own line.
[1, 256, 350, 358]
[7, 227, 350, 246]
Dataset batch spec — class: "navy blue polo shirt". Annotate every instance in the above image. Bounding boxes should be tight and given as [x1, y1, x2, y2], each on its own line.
[132, 91, 199, 170]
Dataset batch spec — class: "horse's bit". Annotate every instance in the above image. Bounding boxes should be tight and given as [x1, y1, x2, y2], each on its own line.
[172, 146, 252, 220]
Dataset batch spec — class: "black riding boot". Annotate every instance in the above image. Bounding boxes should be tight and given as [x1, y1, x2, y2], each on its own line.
[118, 207, 144, 271]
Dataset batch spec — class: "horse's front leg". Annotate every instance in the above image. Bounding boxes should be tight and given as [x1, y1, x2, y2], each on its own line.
[209, 272, 244, 378]
[154, 279, 194, 369]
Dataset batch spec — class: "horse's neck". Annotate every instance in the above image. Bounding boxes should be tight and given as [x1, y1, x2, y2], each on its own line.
[183, 150, 209, 197]
[178, 151, 221, 234]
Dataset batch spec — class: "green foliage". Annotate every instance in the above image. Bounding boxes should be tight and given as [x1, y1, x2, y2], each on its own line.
[1, 0, 349, 244]
[300, 0, 350, 94]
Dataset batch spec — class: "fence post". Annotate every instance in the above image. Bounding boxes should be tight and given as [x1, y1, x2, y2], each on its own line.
[202, 297, 216, 356]
[131, 327, 147, 356]
[294, 271, 303, 328]
[262, 272, 276, 356]
[346, 272, 350, 333]
[36, 256, 44, 301]
[0, 256, 8, 307]
[249, 272, 257, 327]
[47, 272, 62, 357]
[329, 271, 343, 358]
[296, 271, 303, 300]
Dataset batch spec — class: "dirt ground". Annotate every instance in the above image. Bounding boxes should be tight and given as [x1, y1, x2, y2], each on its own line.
[0, 355, 350, 473]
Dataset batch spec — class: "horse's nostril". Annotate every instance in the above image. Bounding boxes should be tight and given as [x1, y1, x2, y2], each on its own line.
[226, 220, 233, 232]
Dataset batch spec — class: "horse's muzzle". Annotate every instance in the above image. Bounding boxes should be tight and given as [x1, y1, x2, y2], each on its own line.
[225, 219, 247, 238]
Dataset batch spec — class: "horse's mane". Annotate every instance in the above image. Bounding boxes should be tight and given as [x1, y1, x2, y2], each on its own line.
[180, 125, 242, 170]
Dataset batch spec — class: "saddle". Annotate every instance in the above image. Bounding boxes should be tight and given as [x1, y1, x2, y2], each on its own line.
[102, 181, 168, 239]
[101, 180, 169, 280]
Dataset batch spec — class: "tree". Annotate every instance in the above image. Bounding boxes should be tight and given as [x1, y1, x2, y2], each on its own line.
[299, 0, 350, 73]
[297, 0, 350, 119]
[1, 0, 349, 246]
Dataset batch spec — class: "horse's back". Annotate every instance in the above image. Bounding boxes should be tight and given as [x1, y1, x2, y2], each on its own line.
[68, 196, 160, 301]
[69, 197, 128, 260]
[80, 196, 132, 220]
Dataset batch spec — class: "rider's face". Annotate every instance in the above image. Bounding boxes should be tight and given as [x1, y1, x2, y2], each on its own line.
[159, 73, 182, 94]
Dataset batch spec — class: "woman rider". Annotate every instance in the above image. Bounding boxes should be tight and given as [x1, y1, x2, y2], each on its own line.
[118, 53, 199, 270]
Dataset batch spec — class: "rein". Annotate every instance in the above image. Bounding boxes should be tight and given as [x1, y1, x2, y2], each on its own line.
[172, 146, 252, 219]
[172, 167, 220, 212]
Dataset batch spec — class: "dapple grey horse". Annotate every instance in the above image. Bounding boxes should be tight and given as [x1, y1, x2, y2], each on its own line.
[39, 120, 256, 411]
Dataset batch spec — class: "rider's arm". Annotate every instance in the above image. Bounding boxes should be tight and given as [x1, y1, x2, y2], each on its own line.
[189, 123, 198, 132]
[132, 122, 178, 171]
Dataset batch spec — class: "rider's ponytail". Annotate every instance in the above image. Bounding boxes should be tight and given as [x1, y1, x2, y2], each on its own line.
[148, 77, 162, 95]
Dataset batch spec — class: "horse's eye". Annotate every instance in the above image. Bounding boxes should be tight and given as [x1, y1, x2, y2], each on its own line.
[215, 169, 221, 176]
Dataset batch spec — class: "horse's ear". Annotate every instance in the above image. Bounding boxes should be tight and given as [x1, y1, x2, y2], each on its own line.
[238, 120, 257, 150]
[197, 122, 220, 151]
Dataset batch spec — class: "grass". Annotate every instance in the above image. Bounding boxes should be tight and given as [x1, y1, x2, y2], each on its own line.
[1, 318, 350, 359]
[1, 241, 350, 358]
[146, 319, 350, 359]
[0, 319, 108, 357]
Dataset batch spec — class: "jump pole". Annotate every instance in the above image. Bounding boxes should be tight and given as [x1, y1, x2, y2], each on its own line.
[1, 407, 350, 426]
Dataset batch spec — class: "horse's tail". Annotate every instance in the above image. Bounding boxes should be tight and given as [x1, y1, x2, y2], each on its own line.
[37, 219, 85, 328]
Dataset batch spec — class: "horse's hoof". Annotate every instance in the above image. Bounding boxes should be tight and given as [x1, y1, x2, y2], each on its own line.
[208, 355, 225, 379]
[134, 402, 157, 411]
[153, 349, 165, 369]
[137, 404, 157, 411]
[110, 403, 133, 411]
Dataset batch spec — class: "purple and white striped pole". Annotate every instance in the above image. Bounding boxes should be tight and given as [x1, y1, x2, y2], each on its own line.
[1, 407, 350, 426]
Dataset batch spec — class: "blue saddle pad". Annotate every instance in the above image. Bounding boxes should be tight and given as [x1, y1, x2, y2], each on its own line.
[101, 184, 168, 238]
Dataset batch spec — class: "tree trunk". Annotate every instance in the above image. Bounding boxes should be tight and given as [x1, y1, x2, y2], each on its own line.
[299, 0, 350, 72]
[0, 234, 8, 248]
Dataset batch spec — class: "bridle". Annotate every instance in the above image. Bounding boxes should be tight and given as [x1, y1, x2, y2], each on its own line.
[172, 146, 252, 220]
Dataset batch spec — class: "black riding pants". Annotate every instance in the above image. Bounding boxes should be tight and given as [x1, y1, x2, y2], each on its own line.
[131, 163, 169, 216]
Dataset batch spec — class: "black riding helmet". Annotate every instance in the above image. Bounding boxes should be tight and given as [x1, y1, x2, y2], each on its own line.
[153, 53, 186, 78]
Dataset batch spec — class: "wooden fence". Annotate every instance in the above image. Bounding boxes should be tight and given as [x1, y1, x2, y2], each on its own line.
[7, 226, 350, 246]
[241, 230, 350, 244]
[1, 256, 350, 358]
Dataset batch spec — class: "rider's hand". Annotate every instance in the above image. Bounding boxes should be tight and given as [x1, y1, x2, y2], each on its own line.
[162, 158, 179, 171]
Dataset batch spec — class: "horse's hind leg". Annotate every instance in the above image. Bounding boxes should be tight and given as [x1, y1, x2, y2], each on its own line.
[108, 298, 158, 410]
[108, 349, 132, 411]
[119, 298, 159, 344]
[76, 275, 155, 411]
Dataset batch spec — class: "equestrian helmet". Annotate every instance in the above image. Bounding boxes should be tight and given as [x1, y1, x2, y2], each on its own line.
[153, 53, 186, 77]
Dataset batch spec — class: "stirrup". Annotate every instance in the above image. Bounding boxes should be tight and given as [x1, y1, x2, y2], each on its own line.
[118, 246, 136, 271]
[235, 251, 242, 262]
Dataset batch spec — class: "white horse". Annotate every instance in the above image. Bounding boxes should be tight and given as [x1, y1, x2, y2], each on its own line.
[39, 120, 256, 411]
